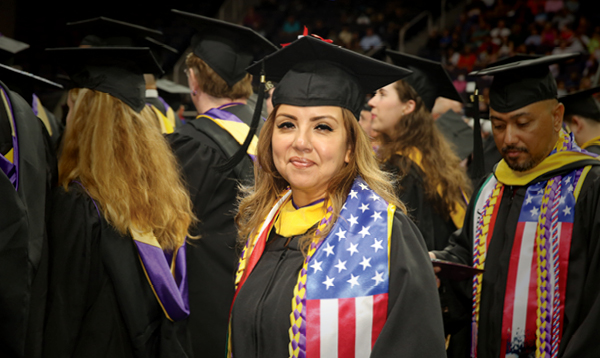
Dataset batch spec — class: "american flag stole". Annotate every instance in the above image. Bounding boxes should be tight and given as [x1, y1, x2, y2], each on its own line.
[500, 168, 586, 358]
[470, 166, 590, 358]
[230, 177, 394, 358]
[293, 178, 393, 358]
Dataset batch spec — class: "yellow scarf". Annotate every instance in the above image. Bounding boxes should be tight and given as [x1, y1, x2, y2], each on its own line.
[494, 131, 598, 186]
[397, 148, 467, 229]
[273, 198, 328, 237]
[580, 135, 600, 150]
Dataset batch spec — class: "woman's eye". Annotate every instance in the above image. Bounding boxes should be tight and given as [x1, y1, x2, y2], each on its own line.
[277, 121, 294, 129]
[315, 124, 333, 131]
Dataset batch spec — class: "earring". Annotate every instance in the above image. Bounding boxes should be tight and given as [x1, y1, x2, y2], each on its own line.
[192, 90, 197, 96]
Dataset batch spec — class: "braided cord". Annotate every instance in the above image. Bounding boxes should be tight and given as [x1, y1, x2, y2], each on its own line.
[234, 236, 254, 289]
[471, 181, 503, 358]
[535, 176, 562, 358]
[289, 205, 334, 358]
[549, 177, 562, 358]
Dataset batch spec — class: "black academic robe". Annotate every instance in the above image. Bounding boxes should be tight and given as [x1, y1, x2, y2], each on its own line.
[385, 156, 457, 251]
[43, 184, 192, 358]
[583, 144, 600, 155]
[385, 155, 471, 342]
[468, 134, 503, 186]
[230, 211, 447, 358]
[167, 103, 255, 358]
[0, 81, 56, 358]
[433, 164, 600, 358]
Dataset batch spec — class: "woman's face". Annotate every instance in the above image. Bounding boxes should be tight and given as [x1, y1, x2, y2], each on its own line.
[272, 104, 350, 204]
[368, 83, 404, 136]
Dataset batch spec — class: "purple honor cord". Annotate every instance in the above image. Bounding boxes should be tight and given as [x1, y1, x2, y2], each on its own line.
[134, 241, 190, 321]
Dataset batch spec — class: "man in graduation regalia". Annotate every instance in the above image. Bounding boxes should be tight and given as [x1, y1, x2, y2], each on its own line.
[0, 76, 56, 358]
[166, 10, 278, 358]
[431, 53, 600, 358]
[561, 86, 600, 155]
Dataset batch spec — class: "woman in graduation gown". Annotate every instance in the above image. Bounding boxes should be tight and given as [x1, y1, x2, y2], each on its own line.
[368, 51, 472, 252]
[42, 47, 196, 357]
[228, 36, 446, 358]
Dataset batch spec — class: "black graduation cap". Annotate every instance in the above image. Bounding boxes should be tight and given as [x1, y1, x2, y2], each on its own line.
[156, 78, 190, 110]
[246, 36, 413, 119]
[0, 35, 29, 63]
[560, 86, 600, 121]
[46, 47, 164, 112]
[0, 63, 63, 91]
[435, 109, 473, 160]
[365, 45, 387, 61]
[469, 53, 580, 113]
[385, 50, 463, 112]
[486, 54, 541, 68]
[156, 78, 190, 95]
[67, 17, 177, 73]
[172, 9, 278, 87]
[68, 17, 163, 45]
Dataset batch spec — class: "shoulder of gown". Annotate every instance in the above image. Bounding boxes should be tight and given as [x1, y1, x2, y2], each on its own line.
[44, 184, 103, 356]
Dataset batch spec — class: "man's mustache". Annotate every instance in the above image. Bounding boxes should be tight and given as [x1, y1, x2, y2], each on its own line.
[501, 145, 529, 154]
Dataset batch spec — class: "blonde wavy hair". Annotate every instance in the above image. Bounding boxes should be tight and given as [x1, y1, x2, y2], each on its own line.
[59, 88, 196, 251]
[236, 105, 405, 253]
[186, 53, 253, 99]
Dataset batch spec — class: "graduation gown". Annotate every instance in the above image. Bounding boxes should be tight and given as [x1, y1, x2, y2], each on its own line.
[167, 103, 256, 358]
[582, 144, 600, 155]
[385, 155, 471, 345]
[385, 156, 457, 251]
[43, 184, 192, 358]
[433, 165, 600, 358]
[230, 210, 446, 358]
[0, 81, 56, 358]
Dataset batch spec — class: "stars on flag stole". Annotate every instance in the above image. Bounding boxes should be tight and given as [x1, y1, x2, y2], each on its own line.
[470, 166, 590, 358]
[231, 177, 395, 358]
